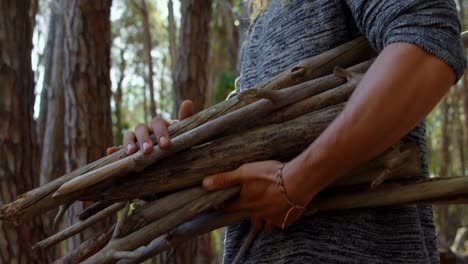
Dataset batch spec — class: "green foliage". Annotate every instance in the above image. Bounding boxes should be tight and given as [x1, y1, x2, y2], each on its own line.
[213, 72, 236, 104]
[210, 229, 223, 258]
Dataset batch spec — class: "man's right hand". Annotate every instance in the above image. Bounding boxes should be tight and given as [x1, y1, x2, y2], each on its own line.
[107, 100, 194, 155]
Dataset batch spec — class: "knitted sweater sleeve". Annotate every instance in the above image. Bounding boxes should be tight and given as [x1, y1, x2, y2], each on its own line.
[344, 0, 466, 80]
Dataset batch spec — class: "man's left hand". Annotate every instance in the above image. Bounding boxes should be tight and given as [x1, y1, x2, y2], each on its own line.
[202, 160, 308, 231]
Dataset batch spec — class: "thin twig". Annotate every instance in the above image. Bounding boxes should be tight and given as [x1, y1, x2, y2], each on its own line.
[52, 202, 71, 232]
[112, 202, 130, 241]
[232, 228, 260, 264]
[34, 202, 125, 249]
[113, 251, 141, 260]
[79, 201, 114, 221]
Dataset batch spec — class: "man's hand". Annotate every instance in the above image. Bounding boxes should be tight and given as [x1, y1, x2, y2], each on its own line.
[107, 100, 194, 155]
[202, 161, 316, 231]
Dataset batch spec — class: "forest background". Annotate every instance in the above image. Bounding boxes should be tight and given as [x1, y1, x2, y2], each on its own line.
[0, 0, 467, 263]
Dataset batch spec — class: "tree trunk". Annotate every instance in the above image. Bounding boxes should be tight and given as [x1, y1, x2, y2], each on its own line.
[37, 12, 58, 148]
[62, 0, 114, 251]
[159, 63, 166, 115]
[172, 0, 212, 116]
[167, 0, 177, 82]
[39, 9, 66, 186]
[114, 48, 126, 145]
[143, 82, 149, 123]
[136, 0, 157, 118]
[36, 8, 67, 258]
[0, 0, 48, 262]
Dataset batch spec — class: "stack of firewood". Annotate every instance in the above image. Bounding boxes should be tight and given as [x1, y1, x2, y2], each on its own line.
[2, 36, 468, 264]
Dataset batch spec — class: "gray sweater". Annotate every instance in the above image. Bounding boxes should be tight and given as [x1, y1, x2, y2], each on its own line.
[225, 0, 466, 263]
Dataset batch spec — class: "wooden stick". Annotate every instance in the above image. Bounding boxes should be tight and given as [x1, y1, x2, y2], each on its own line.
[310, 176, 468, 211]
[0, 149, 129, 224]
[222, 63, 367, 136]
[112, 251, 141, 260]
[55, 227, 115, 264]
[232, 228, 260, 264]
[111, 202, 130, 241]
[52, 202, 71, 232]
[33, 202, 125, 249]
[78, 201, 114, 221]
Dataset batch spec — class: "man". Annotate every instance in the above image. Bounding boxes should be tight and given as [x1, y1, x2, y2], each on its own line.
[115, 0, 466, 262]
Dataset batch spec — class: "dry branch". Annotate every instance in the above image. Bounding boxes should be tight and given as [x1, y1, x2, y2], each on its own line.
[33, 202, 125, 249]
[111, 202, 130, 241]
[78, 201, 115, 221]
[232, 228, 260, 264]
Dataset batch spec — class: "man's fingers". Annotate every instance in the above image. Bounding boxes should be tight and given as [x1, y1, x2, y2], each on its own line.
[134, 123, 153, 154]
[202, 169, 242, 190]
[178, 100, 194, 120]
[264, 221, 276, 232]
[250, 215, 265, 232]
[106, 146, 122, 155]
[123, 131, 137, 154]
[223, 200, 256, 213]
[151, 116, 171, 148]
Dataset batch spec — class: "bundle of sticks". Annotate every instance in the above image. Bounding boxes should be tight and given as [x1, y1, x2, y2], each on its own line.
[2, 36, 468, 264]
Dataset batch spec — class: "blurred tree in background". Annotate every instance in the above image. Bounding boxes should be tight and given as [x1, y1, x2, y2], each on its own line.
[0, 1, 49, 263]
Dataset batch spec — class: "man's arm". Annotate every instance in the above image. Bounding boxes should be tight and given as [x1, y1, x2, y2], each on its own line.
[284, 0, 467, 204]
[285, 42, 457, 205]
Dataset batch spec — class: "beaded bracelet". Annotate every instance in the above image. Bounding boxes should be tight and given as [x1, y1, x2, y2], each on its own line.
[276, 162, 306, 230]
